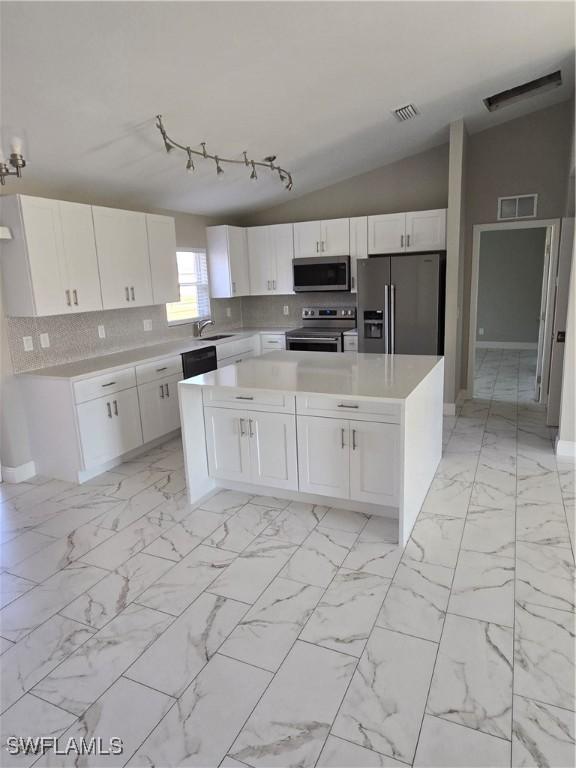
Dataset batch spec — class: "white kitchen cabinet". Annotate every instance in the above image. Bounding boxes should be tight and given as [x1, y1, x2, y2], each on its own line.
[204, 406, 250, 482]
[297, 415, 350, 498]
[146, 214, 179, 304]
[293, 220, 322, 258]
[138, 373, 181, 444]
[260, 333, 286, 353]
[368, 213, 406, 254]
[0, 196, 102, 316]
[349, 420, 400, 506]
[272, 223, 295, 294]
[343, 333, 358, 352]
[349, 216, 368, 293]
[77, 387, 143, 469]
[405, 209, 447, 252]
[206, 226, 250, 298]
[93, 207, 153, 308]
[293, 218, 350, 258]
[247, 224, 294, 295]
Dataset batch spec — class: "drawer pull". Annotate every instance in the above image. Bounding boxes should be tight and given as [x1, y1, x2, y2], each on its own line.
[101, 382, 116, 388]
[338, 403, 359, 409]
[235, 395, 254, 400]
[156, 366, 168, 373]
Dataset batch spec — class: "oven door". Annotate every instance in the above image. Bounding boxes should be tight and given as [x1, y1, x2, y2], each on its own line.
[285, 335, 342, 352]
[292, 255, 350, 292]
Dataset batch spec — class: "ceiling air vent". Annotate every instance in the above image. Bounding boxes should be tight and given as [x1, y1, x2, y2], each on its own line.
[392, 104, 419, 122]
[497, 194, 538, 220]
[484, 70, 562, 112]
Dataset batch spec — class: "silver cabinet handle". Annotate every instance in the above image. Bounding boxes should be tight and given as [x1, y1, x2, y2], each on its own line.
[406, 234, 410, 248]
[65, 290, 71, 307]
[390, 284, 396, 354]
[316, 241, 319, 253]
[400, 234, 404, 248]
[239, 418, 246, 437]
[113, 400, 118, 416]
[338, 403, 359, 409]
[232, 281, 236, 294]
[101, 381, 116, 388]
[235, 395, 254, 400]
[160, 384, 165, 399]
[341, 427, 345, 449]
[248, 418, 254, 438]
[352, 428, 357, 451]
[321, 241, 326, 252]
[73, 289, 78, 306]
[125, 287, 130, 301]
[106, 402, 112, 418]
[165, 383, 170, 398]
[272, 279, 276, 290]
[384, 284, 389, 355]
[131, 286, 135, 301]
[351, 276, 355, 290]
[156, 367, 167, 373]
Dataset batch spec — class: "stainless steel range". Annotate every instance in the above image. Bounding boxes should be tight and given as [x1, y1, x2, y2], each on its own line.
[285, 306, 356, 352]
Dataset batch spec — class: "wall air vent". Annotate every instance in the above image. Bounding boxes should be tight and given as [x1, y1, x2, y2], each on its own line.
[484, 70, 562, 112]
[392, 104, 419, 121]
[497, 194, 538, 220]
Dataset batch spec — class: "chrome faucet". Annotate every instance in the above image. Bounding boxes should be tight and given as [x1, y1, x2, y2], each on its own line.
[197, 319, 215, 337]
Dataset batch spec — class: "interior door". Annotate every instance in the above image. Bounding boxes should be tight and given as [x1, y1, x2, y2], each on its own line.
[390, 254, 441, 354]
[322, 218, 350, 256]
[368, 213, 406, 254]
[349, 421, 400, 506]
[405, 209, 447, 252]
[247, 226, 273, 295]
[146, 214, 179, 304]
[535, 227, 553, 403]
[297, 415, 349, 498]
[59, 201, 103, 313]
[204, 406, 250, 482]
[294, 221, 322, 258]
[272, 223, 295, 294]
[249, 412, 298, 490]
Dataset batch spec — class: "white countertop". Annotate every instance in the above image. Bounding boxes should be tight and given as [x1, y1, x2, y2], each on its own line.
[20, 328, 293, 381]
[182, 350, 442, 401]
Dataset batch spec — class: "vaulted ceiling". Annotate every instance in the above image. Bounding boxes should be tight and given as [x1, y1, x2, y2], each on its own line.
[1, 1, 573, 216]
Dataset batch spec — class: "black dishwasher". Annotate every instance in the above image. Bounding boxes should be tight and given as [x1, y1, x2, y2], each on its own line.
[181, 346, 217, 379]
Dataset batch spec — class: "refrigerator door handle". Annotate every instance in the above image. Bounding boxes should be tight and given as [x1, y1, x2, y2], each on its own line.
[384, 284, 389, 354]
[390, 284, 396, 354]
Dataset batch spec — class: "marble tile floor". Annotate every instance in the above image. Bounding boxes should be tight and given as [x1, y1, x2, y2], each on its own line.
[0, 349, 574, 767]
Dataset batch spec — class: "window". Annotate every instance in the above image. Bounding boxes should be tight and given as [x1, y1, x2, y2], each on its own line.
[166, 249, 211, 325]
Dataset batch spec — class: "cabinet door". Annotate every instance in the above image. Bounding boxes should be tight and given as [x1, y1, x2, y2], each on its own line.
[93, 207, 153, 309]
[249, 412, 298, 490]
[146, 214, 179, 304]
[19, 196, 69, 316]
[297, 416, 349, 499]
[247, 226, 273, 295]
[59, 201, 103, 313]
[321, 218, 350, 256]
[349, 421, 400, 506]
[405, 209, 447, 252]
[368, 213, 406, 254]
[271, 223, 294, 294]
[204, 406, 250, 482]
[294, 221, 322, 258]
[138, 374, 181, 443]
[228, 227, 250, 297]
[349, 216, 368, 293]
[77, 388, 143, 469]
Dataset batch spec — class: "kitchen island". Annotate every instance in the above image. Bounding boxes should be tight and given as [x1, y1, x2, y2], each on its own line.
[179, 351, 443, 546]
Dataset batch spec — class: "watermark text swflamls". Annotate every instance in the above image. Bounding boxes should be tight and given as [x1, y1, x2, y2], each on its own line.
[5, 737, 123, 757]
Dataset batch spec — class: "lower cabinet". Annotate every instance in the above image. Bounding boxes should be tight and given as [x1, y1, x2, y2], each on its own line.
[204, 406, 298, 490]
[138, 374, 182, 443]
[77, 387, 143, 469]
[297, 415, 399, 505]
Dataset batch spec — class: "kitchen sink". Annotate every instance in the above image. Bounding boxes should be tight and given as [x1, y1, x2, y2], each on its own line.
[200, 334, 234, 341]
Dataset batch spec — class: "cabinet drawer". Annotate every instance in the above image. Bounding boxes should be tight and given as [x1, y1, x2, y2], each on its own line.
[203, 387, 295, 413]
[135, 355, 182, 385]
[215, 337, 255, 362]
[74, 368, 136, 404]
[260, 333, 286, 351]
[296, 394, 400, 423]
[343, 336, 358, 351]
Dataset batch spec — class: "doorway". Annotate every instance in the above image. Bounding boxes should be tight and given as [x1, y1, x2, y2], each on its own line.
[468, 219, 560, 404]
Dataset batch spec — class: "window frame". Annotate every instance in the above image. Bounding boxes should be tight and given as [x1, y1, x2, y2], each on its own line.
[166, 248, 211, 326]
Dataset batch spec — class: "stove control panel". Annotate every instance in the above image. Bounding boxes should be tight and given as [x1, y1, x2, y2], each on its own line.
[302, 306, 356, 319]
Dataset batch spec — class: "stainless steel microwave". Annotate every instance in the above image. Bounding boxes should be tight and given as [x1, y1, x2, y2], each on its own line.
[292, 255, 350, 292]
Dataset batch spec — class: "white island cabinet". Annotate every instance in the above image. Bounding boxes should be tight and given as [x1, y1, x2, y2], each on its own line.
[179, 351, 444, 546]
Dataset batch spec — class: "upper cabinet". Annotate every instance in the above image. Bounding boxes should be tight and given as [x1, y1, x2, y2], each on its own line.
[206, 225, 250, 298]
[92, 207, 153, 309]
[349, 216, 368, 294]
[247, 223, 294, 296]
[0, 195, 178, 317]
[146, 214, 179, 304]
[368, 209, 447, 254]
[294, 218, 350, 257]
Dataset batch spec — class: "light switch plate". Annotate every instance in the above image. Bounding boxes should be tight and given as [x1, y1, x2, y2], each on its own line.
[98, 325, 106, 339]
[143, 319, 152, 332]
[23, 336, 34, 352]
[283, 305, 290, 316]
[226, 307, 232, 318]
[39, 333, 50, 348]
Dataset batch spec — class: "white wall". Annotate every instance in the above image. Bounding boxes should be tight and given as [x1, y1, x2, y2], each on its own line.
[557, 247, 576, 456]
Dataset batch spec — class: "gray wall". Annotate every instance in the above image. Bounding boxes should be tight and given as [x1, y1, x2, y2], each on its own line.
[240, 143, 449, 225]
[477, 229, 547, 344]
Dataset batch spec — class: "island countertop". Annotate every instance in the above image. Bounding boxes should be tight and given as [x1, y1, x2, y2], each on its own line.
[181, 350, 443, 402]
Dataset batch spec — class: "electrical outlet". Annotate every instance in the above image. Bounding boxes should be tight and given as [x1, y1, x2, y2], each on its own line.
[143, 319, 152, 332]
[98, 325, 106, 339]
[226, 307, 232, 318]
[283, 305, 290, 316]
[23, 336, 34, 352]
[39, 333, 50, 349]
[478, 327, 484, 336]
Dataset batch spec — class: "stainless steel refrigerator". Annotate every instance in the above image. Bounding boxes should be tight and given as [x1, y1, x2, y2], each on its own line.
[357, 254, 445, 354]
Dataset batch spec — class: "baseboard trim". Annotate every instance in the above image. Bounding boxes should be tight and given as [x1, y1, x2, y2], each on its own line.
[2, 461, 37, 484]
[556, 438, 576, 459]
[443, 403, 457, 416]
[476, 341, 538, 350]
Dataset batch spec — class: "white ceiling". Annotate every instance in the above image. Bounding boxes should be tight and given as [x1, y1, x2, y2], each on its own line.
[1, 1, 574, 216]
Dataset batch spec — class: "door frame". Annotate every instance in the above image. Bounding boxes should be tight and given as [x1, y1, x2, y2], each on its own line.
[467, 218, 561, 402]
